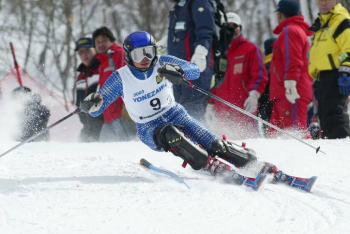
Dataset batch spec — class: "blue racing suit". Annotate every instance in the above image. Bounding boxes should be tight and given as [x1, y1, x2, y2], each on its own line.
[89, 55, 217, 151]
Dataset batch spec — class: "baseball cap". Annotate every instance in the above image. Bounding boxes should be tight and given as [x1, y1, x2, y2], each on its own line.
[226, 12, 242, 26]
[75, 37, 94, 51]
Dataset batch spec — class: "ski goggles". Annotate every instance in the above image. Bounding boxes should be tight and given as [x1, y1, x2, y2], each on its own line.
[130, 46, 156, 63]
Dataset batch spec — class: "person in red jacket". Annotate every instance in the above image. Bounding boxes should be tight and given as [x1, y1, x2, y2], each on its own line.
[268, 0, 313, 137]
[92, 27, 136, 141]
[211, 12, 268, 138]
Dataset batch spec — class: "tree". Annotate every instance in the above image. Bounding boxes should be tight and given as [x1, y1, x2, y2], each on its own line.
[0, 0, 330, 104]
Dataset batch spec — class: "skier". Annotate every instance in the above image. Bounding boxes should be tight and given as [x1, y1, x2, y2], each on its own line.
[80, 31, 316, 191]
[80, 31, 255, 171]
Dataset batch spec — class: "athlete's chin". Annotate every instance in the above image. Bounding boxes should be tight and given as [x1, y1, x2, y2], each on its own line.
[140, 64, 151, 69]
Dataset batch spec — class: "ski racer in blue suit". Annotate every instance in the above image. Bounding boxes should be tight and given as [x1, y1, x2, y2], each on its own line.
[80, 31, 256, 171]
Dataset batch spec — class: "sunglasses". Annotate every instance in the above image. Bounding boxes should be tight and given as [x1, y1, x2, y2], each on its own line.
[130, 46, 156, 63]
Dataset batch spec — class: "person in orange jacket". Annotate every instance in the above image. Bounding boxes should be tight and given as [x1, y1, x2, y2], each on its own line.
[92, 27, 136, 141]
[268, 0, 313, 137]
[211, 12, 268, 138]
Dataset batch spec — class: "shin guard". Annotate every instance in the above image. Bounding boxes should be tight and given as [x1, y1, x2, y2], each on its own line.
[154, 125, 208, 170]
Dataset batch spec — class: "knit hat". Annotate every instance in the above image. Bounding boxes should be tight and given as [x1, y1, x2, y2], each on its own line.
[275, 0, 300, 17]
[75, 37, 94, 51]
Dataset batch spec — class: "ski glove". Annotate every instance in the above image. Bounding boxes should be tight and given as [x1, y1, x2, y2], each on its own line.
[338, 66, 350, 96]
[80, 93, 103, 114]
[244, 90, 260, 113]
[284, 80, 300, 104]
[158, 64, 185, 85]
[191, 45, 208, 72]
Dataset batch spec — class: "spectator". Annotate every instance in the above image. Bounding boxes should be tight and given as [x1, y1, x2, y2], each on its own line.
[268, 0, 313, 136]
[92, 27, 136, 141]
[308, 0, 350, 139]
[210, 12, 268, 138]
[75, 37, 104, 142]
[258, 38, 276, 130]
[12, 86, 50, 141]
[167, 0, 215, 121]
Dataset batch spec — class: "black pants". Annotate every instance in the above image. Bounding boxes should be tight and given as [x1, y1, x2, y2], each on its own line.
[315, 70, 350, 139]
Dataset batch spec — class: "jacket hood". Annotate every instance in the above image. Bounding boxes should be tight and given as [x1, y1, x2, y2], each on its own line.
[332, 3, 350, 17]
[96, 43, 123, 59]
[274, 15, 312, 36]
[229, 36, 247, 50]
[319, 3, 350, 24]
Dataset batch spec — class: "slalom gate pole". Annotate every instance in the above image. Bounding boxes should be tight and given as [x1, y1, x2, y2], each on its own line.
[9, 42, 23, 86]
[0, 108, 80, 159]
[182, 80, 325, 155]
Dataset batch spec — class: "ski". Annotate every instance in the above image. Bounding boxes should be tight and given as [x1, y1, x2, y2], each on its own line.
[140, 158, 190, 189]
[206, 156, 267, 191]
[216, 159, 317, 192]
[252, 162, 318, 192]
[272, 170, 318, 192]
[228, 170, 267, 191]
[140, 158, 317, 192]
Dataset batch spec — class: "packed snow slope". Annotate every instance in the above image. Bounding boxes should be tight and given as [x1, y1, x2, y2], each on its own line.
[0, 139, 349, 234]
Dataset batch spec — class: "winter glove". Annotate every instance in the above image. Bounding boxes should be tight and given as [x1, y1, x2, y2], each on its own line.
[191, 45, 208, 72]
[80, 93, 103, 114]
[338, 66, 350, 96]
[284, 80, 300, 104]
[158, 64, 185, 85]
[243, 90, 260, 113]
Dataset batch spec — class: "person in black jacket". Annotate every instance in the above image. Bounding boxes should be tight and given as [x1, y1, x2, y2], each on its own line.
[12, 86, 50, 141]
[258, 38, 275, 124]
[75, 37, 104, 141]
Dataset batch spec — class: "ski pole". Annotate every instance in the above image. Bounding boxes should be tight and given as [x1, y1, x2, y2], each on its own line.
[9, 42, 23, 86]
[0, 108, 80, 159]
[182, 80, 325, 155]
[140, 158, 190, 189]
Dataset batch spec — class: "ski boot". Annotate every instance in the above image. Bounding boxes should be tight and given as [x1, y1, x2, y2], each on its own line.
[209, 139, 257, 168]
[204, 156, 266, 190]
[204, 156, 232, 176]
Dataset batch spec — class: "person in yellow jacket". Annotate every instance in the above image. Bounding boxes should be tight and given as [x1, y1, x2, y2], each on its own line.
[309, 0, 350, 139]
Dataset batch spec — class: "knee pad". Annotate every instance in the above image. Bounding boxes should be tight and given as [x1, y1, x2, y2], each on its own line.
[153, 125, 208, 170]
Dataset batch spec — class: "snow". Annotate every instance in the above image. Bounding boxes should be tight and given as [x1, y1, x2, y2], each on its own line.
[0, 71, 82, 142]
[0, 138, 349, 234]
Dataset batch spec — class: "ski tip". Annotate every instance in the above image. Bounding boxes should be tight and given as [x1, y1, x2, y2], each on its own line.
[305, 176, 318, 193]
[184, 182, 191, 189]
[140, 158, 152, 168]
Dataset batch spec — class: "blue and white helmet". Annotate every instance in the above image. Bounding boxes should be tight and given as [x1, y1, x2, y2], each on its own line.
[123, 31, 158, 68]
